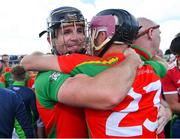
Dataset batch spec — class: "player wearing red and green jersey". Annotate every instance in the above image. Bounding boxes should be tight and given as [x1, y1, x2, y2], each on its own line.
[1, 71, 13, 88]
[56, 46, 165, 138]
[0, 81, 5, 88]
[35, 71, 88, 138]
[0, 68, 30, 88]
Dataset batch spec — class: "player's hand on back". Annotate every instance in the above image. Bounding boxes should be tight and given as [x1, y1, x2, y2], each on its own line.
[124, 47, 143, 68]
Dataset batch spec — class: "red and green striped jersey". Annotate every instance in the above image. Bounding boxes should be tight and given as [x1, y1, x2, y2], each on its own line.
[57, 52, 162, 138]
[35, 71, 88, 138]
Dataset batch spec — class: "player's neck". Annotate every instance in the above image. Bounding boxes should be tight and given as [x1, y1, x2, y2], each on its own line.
[104, 44, 128, 55]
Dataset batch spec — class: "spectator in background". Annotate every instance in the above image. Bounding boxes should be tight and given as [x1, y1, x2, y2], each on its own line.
[0, 60, 5, 88]
[0, 54, 13, 87]
[26, 71, 38, 89]
[164, 49, 176, 64]
[0, 60, 4, 75]
[0, 67, 13, 87]
[18, 55, 26, 63]
[175, 32, 180, 38]
[161, 34, 180, 138]
[9, 55, 20, 66]
[0, 88, 34, 137]
[1, 54, 9, 69]
[9, 65, 39, 138]
[156, 49, 164, 58]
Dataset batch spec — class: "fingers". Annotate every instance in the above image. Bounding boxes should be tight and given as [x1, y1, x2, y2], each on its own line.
[157, 101, 172, 134]
[157, 104, 164, 118]
[159, 100, 172, 121]
[124, 48, 144, 68]
[123, 47, 136, 56]
[157, 118, 166, 134]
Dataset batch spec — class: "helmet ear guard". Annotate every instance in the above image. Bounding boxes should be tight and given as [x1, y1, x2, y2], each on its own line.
[89, 9, 140, 56]
[96, 9, 140, 44]
[90, 15, 116, 53]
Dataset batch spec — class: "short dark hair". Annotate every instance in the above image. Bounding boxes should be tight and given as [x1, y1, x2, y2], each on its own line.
[170, 36, 180, 55]
[0, 60, 3, 73]
[164, 49, 172, 55]
[11, 65, 26, 81]
[175, 32, 180, 38]
[2, 54, 8, 57]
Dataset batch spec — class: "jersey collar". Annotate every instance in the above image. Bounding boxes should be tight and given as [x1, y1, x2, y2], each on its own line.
[13, 81, 25, 86]
[132, 45, 152, 61]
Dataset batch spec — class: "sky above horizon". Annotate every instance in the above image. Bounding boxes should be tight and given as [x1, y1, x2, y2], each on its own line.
[0, 0, 180, 55]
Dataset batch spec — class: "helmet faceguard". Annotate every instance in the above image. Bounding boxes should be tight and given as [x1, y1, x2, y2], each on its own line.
[89, 9, 140, 57]
[39, 6, 89, 55]
[170, 36, 180, 55]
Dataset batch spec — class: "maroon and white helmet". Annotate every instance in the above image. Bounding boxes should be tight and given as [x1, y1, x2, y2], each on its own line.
[90, 9, 140, 56]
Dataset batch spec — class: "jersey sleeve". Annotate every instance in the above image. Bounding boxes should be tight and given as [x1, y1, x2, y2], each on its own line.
[161, 70, 177, 94]
[0, 74, 5, 83]
[58, 53, 125, 77]
[57, 53, 99, 73]
[35, 71, 70, 108]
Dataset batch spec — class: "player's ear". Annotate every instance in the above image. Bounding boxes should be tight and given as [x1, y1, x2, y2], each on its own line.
[47, 34, 51, 44]
[147, 29, 153, 40]
[99, 31, 107, 41]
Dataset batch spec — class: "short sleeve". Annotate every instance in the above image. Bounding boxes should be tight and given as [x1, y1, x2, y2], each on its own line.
[161, 71, 177, 94]
[35, 71, 70, 108]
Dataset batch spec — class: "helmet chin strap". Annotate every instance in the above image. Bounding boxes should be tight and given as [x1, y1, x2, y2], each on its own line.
[98, 37, 115, 57]
[94, 38, 111, 51]
[91, 29, 111, 56]
[91, 29, 126, 57]
[51, 48, 60, 55]
[98, 30, 126, 57]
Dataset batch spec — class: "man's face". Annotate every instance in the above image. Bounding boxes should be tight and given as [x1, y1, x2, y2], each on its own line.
[152, 27, 161, 56]
[53, 23, 85, 55]
[2, 55, 9, 64]
[2, 55, 8, 61]
[176, 55, 180, 66]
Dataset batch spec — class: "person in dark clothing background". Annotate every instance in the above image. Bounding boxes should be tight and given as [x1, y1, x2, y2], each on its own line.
[9, 65, 39, 137]
[0, 88, 34, 137]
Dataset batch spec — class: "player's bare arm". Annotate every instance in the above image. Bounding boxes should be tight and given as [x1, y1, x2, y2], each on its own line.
[21, 51, 59, 71]
[58, 49, 142, 110]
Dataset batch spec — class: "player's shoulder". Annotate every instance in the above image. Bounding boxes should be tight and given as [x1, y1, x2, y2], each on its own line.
[168, 61, 176, 70]
[36, 70, 70, 84]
